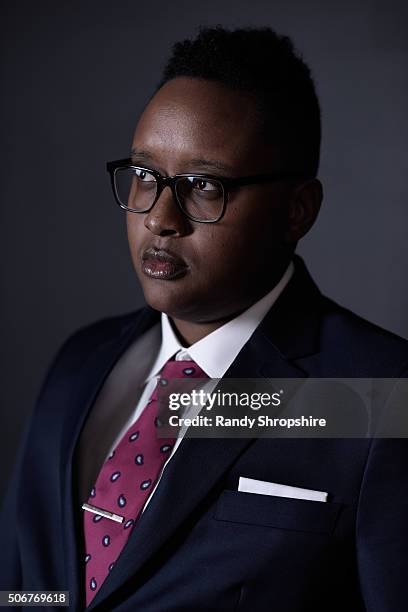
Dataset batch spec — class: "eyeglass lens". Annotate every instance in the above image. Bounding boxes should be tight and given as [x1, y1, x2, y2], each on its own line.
[114, 167, 224, 221]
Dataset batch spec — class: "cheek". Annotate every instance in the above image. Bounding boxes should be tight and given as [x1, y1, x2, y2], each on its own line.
[190, 226, 230, 266]
[215, 201, 268, 252]
[126, 213, 145, 256]
[227, 194, 287, 245]
[188, 225, 248, 289]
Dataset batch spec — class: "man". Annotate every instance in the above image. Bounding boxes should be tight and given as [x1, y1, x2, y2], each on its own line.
[1, 26, 407, 611]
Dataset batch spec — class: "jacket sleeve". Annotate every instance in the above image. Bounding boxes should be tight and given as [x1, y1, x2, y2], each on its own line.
[356, 437, 408, 611]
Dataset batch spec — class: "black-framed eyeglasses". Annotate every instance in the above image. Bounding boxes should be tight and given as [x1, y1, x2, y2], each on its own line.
[106, 157, 297, 223]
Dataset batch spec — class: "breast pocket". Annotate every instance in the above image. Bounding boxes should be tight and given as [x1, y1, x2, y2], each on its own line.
[214, 490, 341, 534]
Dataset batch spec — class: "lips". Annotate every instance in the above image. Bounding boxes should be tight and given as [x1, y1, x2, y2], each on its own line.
[141, 247, 188, 280]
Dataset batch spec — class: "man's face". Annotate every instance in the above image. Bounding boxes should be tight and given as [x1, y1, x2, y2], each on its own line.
[127, 77, 294, 324]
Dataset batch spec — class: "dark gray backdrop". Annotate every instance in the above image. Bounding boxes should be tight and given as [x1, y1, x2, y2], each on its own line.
[1, 0, 407, 497]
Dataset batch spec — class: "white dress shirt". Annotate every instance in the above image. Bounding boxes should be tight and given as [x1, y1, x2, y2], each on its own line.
[77, 261, 294, 507]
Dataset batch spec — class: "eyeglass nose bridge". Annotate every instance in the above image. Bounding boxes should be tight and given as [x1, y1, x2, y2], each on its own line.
[150, 174, 184, 216]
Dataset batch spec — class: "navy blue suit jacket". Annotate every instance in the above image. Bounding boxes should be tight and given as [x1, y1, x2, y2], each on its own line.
[1, 256, 408, 611]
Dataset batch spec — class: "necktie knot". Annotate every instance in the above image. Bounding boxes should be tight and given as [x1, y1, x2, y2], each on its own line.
[159, 357, 208, 382]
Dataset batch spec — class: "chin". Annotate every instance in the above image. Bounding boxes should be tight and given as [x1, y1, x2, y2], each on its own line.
[140, 278, 192, 317]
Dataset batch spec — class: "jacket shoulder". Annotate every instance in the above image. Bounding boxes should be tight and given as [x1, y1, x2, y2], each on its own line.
[62, 309, 143, 352]
[38, 309, 146, 395]
[318, 296, 408, 376]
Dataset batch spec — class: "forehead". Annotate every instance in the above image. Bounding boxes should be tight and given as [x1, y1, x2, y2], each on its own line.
[132, 77, 272, 173]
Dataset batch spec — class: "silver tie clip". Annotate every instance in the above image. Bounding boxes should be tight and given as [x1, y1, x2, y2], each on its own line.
[82, 502, 124, 524]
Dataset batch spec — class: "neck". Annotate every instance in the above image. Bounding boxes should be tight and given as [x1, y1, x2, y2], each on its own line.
[169, 314, 237, 347]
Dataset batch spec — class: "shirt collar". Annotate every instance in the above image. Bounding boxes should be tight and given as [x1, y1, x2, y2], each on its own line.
[146, 261, 294, 381]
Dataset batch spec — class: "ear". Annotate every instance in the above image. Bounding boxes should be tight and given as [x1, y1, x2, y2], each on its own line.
[284, 179, 323, 243]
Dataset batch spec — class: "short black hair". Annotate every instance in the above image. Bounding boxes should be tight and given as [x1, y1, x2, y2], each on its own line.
[159, 26, 321, 179]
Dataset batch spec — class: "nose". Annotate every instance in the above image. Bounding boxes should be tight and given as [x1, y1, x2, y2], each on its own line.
[144, 185, 188, 237]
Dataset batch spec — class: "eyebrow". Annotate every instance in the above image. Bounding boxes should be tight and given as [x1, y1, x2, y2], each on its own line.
[130, 149, 235, 175]
[130, 149, 155, 163]
[186, 157, 235, 174]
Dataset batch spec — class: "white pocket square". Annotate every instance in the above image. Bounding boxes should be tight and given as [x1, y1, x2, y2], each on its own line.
[238, 476, 328, 502]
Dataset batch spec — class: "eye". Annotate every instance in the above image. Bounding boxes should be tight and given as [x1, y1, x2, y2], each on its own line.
[194, 179, 210, 191]
[133, 168, 155, 183]
[177, 176, 223, 205]
[189, 177, 218, 191]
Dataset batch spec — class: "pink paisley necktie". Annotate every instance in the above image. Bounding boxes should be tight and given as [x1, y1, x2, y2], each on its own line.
[83, 358, 208, 606]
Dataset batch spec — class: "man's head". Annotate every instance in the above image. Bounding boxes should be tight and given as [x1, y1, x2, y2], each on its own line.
[126, 26, 323, 325]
